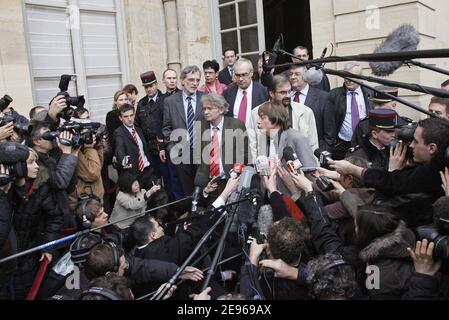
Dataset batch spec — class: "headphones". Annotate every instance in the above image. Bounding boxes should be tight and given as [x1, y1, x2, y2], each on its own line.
[79, 287, 123, 300]
[313, 259, 350, 283]
[107, 241, 120, 273]
[77, 193, 101, 229]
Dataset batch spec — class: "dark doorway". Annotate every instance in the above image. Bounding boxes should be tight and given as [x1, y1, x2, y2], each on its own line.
[263, 0, 313, 60]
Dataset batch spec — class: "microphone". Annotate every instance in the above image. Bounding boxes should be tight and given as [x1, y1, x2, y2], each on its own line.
[192, 172, 209, 214]
[238, 166, 257, 192]
[370, 24, 420, 77]
[302, 67, 324, 86]
[229, 163, 246, 179]
[283, 146, 302, 174]
[257, 205, 274, 242]
[255, 155, 270, 176]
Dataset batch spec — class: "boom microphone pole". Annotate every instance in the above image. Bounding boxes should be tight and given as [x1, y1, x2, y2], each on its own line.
[0, 197, 191, 265]
[269, 48, 449, 70]
[153, 195, 253, 300]
[405, 60, 449, 77]
[321, 67, 449, 99]
[329, 70, 435, 118]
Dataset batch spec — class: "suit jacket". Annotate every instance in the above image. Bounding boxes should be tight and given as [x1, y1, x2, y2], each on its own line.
[303, 86, 330, 149]
[162, 91, 204, 164]
[218, 67, 233, 85]
[114, 125, 151, 175]
[323, 86, 372, 148]
[195, 117, 248, 187]
[223, 81, 269, 118]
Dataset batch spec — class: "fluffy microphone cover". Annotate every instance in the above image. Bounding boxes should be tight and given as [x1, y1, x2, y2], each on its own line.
[370, 24, 420, 77]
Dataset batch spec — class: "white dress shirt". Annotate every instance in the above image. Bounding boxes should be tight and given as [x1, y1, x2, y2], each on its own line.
[338, 86, 367, 142]
[233, 81, 253, 128]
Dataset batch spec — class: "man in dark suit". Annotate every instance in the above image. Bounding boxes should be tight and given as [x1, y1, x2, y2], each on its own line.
[292, 46, 331, 92]
[323, 62, 372, 159]
[114, 103, 155, 189]
[288, 64, 330, 148]
[223, 58, 269, 129]
[194, 93, 248, 200]
[218, 48, 238, 85]
[162, 65, 204, 196]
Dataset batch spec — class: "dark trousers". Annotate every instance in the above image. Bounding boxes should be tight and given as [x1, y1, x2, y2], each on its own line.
[137, 166, 157, 190]
[167, 159, 185, 200]
[175, 163, 198, 197]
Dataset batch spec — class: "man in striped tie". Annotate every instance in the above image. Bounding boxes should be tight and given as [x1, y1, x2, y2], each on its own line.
[193, 93, 248, 202]
[114, 103, 156, 190]
[162, 66, 205, 197]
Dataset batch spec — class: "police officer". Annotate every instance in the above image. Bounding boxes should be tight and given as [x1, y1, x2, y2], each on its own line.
[135, 71, 167, 184]
[351, 86, 412, 147]
[348, 109, 398, 170]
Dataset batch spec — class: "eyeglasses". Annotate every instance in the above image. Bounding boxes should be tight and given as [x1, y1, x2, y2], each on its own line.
[234, 72, 251, 79]
[288, 72, 302, 78]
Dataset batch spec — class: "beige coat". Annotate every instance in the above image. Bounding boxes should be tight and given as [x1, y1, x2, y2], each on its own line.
[109, 190, 147, 229]
[69, 146, 104, 211]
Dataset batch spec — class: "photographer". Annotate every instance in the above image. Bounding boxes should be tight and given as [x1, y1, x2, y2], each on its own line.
[28, 122, 79, 228]
[68, 119, 105, 212]
[330, 118, 449, 197]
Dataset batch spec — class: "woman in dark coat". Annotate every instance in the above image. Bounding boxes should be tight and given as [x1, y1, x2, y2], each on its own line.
[12, 148, 63, 299]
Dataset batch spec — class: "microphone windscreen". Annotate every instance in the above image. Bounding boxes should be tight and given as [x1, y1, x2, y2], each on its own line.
[0, 142, 30, 165]
[302, 67, 324, 86]
[238, 166, 256, 191]
[257, 205, 274, 238]
[370, 24, 420, 77]
[255, 156, 270, 175]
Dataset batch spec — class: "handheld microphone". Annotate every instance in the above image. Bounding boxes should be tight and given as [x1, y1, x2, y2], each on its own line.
[255, 155, 270, 176]
[229, 163, 246, 179]
[370, 24, 420, 77]
[283, 146, 302, 174]
[192, 172, 209, 214]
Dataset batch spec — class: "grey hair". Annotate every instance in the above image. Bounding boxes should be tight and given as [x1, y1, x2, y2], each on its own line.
[180, 65, 201, 81]
[233, 58, 254, 72]
[201, 93, 229, 114]
[344, 62, 362, 74]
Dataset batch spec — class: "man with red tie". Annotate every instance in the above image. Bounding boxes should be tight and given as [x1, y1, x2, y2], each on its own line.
[194, 93, 248, 201]
[223, 58, 269, 129]
[114, 103, 156, 189]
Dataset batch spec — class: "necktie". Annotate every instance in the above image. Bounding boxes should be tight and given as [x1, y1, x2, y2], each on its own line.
[294, 91, 301, 103]
[238, 90, 248, 124]
[210, 127, 220, 178]
[350, 91, 360, 130]
[229, 67, 234, 77]
[131, 129, 145, 172]
[187, 97, 195, 149]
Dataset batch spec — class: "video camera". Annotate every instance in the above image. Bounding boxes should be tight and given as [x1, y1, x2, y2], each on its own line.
[0, 95, 30, 138]
[57, 75, 86, 121]
[0, 142, 29, 186]
[416, 225, 449, 262]
[42, 121, 102, 149]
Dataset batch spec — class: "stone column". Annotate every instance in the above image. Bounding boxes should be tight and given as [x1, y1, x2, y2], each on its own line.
[163, 0, 181, 75]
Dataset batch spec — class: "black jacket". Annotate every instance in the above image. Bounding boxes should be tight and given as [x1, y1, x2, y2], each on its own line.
[323, 86, 372, 148]
[135, 90, 165, 154]
[13, 183, 63, 255]
[223, 81, 269, 117]
[114, 125, 152, 175]
[405, 273, 439, 300]
[303, 86, 331, 149]
[363, 156, 446, 197]
[348, 137, 389, 170]
[218, 67, 233, 86]
[0, 190, 12, 249]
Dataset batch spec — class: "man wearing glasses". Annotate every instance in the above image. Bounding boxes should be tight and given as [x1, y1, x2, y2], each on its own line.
[223, 58, 269, 129]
